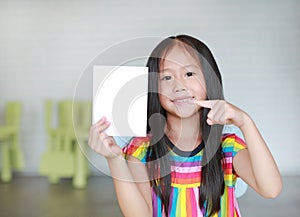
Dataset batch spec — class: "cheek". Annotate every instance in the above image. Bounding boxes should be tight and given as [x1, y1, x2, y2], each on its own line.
[158, 82, 171, 97]
[158, 93, 170, 111]
[198, 74, 206, 91]
[198, 85, 207, 99]
[193, 80, 207, 100]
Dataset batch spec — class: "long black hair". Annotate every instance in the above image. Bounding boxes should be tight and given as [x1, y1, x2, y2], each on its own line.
[146, 35, 225, 216]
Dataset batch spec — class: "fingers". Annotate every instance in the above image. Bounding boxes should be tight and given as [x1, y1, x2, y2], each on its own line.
[194, 99, 228, 125]
[88, 117, 122, 158]
[89, 117, 108, 146]
[102, 135, 122, 156]
[207, 102, 227, 125]
[193, 99, 214, 109]
[91, 117, 110, 132]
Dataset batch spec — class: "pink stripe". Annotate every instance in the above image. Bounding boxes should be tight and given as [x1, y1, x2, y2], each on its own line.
[223, 157, 233, 164]
[235, 136, 246, 146]
[171, 165, 201, 173]
[222, 134, 235, 141]
[189, 188, 197, 217]
[227, 188, 234, 216]
[193, 188, 203, 217]
[171, 171, 200, 179]
[234, 195, 241, 217]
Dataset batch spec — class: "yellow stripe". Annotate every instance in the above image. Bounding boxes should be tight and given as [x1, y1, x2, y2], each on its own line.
[224, 174, 232, 180]
[222, 138, 235, 147]
[234, 210, 238, 217]
[172, 183, 200, 188]
[221, 187, 227, 216]
[180, 187, 186, 217]
[234, 143, 245, 150]
[212, 213, 218, 217]
[132, 142, 149, 158]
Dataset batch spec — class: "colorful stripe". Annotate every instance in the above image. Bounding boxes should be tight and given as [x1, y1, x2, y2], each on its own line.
[123, 133, 247, 217]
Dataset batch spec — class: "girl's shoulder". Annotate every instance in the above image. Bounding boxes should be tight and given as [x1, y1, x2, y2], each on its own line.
[222, 125, 247, 157]
[122, 136, 150, 163]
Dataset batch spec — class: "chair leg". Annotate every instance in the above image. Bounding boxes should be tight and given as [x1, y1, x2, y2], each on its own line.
[73, 143, 87, 189]
[47, 134, 62, 184]
[11, 134, 24, 170]
[1, 141, 12, 183]
[49, 176, 60, 184]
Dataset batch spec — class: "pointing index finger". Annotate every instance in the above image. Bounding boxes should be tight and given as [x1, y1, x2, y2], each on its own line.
[193, 99, 214, 108]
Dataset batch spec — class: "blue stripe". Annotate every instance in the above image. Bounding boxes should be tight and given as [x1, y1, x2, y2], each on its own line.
[157, 196, 162, 217]
[222, 147, 234, 153]
[170, 187, 178, 217]
[171, 155, 202, 162]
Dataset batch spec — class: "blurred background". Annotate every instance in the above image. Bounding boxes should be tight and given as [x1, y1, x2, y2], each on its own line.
[0, 0, 299, 216]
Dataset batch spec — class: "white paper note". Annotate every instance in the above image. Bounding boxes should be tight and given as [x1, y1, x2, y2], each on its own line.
[93, 65, 148, 137]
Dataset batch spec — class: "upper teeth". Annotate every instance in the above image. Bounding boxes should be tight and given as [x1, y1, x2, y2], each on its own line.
[175, 98, 192, 103]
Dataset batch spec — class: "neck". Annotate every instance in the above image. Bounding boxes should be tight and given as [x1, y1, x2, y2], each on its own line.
[165, 113, 202, 151]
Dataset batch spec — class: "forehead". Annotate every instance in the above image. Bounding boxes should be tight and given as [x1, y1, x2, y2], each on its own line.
[160, 43, 201, 69]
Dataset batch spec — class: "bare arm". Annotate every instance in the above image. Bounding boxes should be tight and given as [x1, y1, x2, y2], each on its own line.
[233, 114, 282, 198]
[194, 100, 282, 198]
[88, 117, 152, 216]
[107, 156, 152, 217]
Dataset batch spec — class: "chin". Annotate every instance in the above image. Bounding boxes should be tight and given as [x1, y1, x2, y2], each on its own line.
[174, 107, 199, 119]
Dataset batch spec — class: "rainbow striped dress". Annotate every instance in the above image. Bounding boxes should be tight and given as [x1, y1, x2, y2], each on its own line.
[123, 133, 246, 217]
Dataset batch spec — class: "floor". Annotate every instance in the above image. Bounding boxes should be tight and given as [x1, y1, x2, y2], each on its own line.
[0, 175, 299, 217]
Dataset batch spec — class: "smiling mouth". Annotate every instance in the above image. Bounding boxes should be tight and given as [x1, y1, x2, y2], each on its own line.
[172, 97, 194, 104]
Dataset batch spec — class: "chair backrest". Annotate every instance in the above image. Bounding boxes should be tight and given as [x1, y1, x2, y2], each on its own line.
[72, 100, 92, 129]
[80, 101, 92, 128]
[45, 99, 92, 131]
[5, 102, 21, 129]
[58, 100, 73, 128]
[44, 100, 53, 131]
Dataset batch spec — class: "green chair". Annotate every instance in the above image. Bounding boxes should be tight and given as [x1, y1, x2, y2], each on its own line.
[39, 100, 74, 184]
[0, 102, 24, 182]
[39, 100, 91, 188]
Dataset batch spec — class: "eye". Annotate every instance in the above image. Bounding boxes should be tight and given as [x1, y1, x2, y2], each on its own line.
[161, 75, 172, 81]
[186, 71, 195, 77]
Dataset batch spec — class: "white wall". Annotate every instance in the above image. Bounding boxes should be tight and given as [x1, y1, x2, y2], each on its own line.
[0, 0, 299, 174]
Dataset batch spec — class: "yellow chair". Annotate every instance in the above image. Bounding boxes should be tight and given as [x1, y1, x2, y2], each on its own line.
[39, 100, 90, 188]
[0, 102, 24, 182]
[39, 100, 74, 184]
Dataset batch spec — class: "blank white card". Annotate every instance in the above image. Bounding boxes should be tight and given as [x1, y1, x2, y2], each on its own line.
[93, 65, 148, 137]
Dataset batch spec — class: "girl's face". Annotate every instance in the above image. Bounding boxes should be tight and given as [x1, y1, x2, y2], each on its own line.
[158, 43, 206, 119]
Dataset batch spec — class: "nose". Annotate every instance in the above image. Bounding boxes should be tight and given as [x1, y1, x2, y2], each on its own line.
[174, 78, 187, 92]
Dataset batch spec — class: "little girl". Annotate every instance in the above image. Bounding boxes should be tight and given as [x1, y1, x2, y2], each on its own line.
[88, 35, 282, 217]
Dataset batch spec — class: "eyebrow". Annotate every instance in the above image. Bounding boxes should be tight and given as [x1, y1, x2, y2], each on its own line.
[161, 64, 200, 72]
[183, 64, 200, 69]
